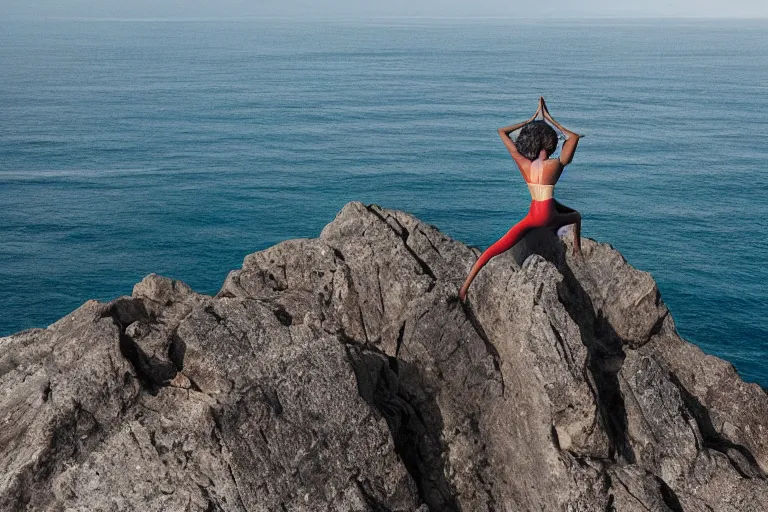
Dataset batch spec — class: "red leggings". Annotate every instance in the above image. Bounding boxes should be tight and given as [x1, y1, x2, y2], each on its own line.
[474, 198, 563, 270]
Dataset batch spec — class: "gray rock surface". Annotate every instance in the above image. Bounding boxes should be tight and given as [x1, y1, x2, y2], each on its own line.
[1, 200, 766, 511]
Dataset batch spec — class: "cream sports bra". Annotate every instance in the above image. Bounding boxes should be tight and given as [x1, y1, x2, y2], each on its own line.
[526, 158, 555, 201]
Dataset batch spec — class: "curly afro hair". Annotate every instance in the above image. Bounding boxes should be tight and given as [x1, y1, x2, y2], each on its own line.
[514, 120, 558, 161]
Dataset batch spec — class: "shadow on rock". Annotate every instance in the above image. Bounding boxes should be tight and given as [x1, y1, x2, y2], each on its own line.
[514, 228, 636, 463]
[345, 342, 460, 512]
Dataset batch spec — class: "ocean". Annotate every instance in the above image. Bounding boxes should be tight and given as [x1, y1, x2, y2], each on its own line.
[1, 18, 766, 386]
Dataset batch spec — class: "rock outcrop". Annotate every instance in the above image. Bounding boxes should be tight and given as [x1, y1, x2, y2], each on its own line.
[1, 200, 766, 511]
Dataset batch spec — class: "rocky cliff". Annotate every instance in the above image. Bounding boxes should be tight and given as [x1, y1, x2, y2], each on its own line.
[1, 201, 766, 511]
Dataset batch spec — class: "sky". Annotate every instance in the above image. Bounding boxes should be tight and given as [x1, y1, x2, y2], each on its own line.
[1, 0, 767, 20]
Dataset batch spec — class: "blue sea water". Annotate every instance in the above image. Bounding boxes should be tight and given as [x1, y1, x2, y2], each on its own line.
[1, 18, 766, 386]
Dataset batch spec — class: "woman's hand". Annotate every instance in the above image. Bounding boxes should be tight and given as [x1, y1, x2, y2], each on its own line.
[502, 97, 545, 134]
[522, 110, 539, 126]
[541, 98, 554, 122]
[531, 97, 545, 121]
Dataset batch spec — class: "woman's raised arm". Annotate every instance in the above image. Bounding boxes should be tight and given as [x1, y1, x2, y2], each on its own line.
[541, 99, 582, 166]
[498, 106, 542, 173]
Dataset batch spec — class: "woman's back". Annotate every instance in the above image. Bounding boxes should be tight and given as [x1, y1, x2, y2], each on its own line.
[526, 157, 562, 201]
[527, 157, 563, 185]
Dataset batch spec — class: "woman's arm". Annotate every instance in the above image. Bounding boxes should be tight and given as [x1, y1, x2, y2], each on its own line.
[499, 100, 542, 135]
[541, 98, 579, 137]
[499, 113, 538, 136]
[541, 100, 582, 166]
[498, 106, 541, 172]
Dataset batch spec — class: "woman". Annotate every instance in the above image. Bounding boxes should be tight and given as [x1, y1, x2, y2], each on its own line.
[459, 97, 583, 302]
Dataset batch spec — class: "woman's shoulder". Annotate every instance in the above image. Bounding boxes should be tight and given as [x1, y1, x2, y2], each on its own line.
[545, 158, 564, 169]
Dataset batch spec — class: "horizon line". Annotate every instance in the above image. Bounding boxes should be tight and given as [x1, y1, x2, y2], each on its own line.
[2, 15, 768, 22]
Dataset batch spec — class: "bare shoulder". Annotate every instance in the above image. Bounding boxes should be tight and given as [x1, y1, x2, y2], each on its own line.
[543, 158, 564, 183]
[545, 158, 564, 171]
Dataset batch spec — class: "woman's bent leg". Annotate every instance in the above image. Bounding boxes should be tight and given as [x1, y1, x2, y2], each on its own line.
[554, 199, 577, 214]
[551, 211, 582, 255]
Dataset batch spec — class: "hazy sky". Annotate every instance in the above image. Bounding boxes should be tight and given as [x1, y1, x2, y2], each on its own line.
[2, 0, 767, 19]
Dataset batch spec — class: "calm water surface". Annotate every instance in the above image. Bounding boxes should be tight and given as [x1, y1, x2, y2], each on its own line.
[1, 19, 766, 385]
